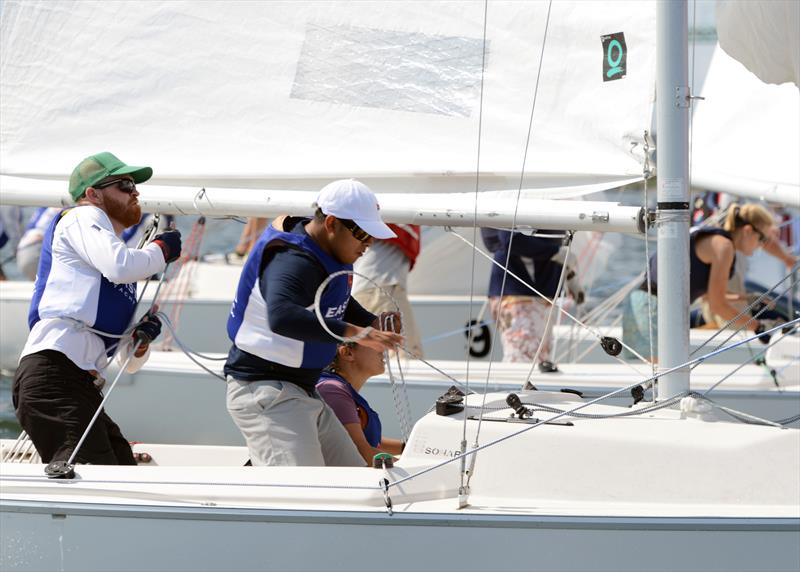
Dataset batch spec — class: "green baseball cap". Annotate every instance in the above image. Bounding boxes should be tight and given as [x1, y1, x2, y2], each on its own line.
[68, 152, 153, 202]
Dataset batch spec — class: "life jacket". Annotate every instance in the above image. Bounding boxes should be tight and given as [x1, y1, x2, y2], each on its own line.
[318, 371, 382, 448]
[226, 216, 353, 369]
[386, 224, 421, 269]
[28, 208, 138, 354]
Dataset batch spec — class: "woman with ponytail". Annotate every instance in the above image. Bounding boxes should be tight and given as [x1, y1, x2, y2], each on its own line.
[622, 202, 780, 362]
[317, 343, 404, 465]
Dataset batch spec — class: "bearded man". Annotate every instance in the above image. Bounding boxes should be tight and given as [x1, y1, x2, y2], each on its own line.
[12, 152, 182, 465]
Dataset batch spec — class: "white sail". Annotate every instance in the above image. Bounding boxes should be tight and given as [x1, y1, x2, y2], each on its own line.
[0, 0, 655, 193]
[691, 44, 800, 207]
[716, 0, 800, 88]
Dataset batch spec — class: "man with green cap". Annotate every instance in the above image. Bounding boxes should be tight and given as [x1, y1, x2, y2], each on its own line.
[12, 152, 182, 465]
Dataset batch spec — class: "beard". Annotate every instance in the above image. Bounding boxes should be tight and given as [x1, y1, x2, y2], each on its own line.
[105, 195, 142, 228]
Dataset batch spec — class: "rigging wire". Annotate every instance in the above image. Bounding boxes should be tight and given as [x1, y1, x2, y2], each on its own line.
[387, 318, 799, 490]
[690, 273, 798, 363]
[458, 0, 490, 503]
[702, 327, 795, 396]
[466, 0, 555, 495]
[642, 131, 656, 379]
[448, 230, 651, 373]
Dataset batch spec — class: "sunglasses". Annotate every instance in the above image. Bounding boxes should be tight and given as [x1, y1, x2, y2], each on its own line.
[338, 218, 372, 243]
[94, 178, 137, 194]
[753, 227, 768, 245]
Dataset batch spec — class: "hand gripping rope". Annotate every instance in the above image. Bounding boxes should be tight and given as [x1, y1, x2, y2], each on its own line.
[313, 269, 414, 441]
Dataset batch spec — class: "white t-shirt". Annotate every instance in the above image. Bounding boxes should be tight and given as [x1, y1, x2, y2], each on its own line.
[352, 240, 409, 294]
[21, 206, 166, 373]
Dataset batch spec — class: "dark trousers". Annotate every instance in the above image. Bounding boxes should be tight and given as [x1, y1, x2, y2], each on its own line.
[12, 350, 136, 465]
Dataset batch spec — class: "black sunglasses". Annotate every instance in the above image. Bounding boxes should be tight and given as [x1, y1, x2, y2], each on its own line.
[753, 227, 768, 245]
[94, 178, 137, 194]
[338, 218, 371, 243]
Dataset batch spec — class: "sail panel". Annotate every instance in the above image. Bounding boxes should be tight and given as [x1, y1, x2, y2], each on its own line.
[716, 0, 800, 87]
[1, 1, 655, 189]
[691, 45, 800, 208]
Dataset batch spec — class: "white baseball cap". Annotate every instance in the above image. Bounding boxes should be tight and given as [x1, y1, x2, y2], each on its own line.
[315, 179, 396, 240]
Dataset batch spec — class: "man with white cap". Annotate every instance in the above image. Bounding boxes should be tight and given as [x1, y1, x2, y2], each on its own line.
[225, 179, 404, 467]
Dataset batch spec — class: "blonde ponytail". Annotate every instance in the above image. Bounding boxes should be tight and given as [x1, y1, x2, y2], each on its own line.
[723, 202, 775, 234]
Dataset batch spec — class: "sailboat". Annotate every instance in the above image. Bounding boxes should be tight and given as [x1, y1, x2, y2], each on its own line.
[1, 2, 799, 571]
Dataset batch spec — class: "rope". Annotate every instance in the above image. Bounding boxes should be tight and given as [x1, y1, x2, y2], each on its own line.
[312, 269, 416, 437]
[154, 312, 227, 382]
[382, 314, 413, 442]
[159, 217, 207, 350]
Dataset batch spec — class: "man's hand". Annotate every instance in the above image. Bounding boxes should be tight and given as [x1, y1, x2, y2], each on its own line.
[373, 311, 402, 333]
[346, 325, 404, 353]
[132, 312, 162, 356]
[153, 229, 182, 263]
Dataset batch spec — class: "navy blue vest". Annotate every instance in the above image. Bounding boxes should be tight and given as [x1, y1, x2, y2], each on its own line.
[227, 218, 352, 370]
[28, 208, 138, 354]
[318, 372, 382, 447]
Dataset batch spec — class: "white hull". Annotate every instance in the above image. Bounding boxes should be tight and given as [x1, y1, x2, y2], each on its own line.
[100, 352, 800, 445]
[1, 502, 796, 572]
[2, 390, 799, 572]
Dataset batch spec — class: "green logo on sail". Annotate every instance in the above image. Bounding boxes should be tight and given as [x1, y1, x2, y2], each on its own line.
[601, 32, 627, 81]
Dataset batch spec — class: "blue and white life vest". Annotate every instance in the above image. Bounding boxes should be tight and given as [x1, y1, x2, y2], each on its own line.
[28, 209, 138, 354]
[227, 218, 353, 369]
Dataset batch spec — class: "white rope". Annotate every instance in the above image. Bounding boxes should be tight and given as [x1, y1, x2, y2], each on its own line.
[382, 314, 413, 442]
[313, 269, 415, 438]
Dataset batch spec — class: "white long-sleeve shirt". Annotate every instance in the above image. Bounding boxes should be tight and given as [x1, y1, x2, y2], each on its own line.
[21, 206, 166, 373]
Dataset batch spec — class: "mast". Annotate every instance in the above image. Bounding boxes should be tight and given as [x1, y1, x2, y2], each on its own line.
[656, 0, 691, 398]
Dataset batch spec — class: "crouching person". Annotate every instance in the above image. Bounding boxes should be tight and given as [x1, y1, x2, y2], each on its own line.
[317, 343, 404, 465]
[13, 152, 182, 465]
[224, 180, 403, 467]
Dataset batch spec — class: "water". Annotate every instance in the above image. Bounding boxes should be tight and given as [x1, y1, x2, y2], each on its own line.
[0, 376, 18, 439]
[0, 202, 651, 439]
